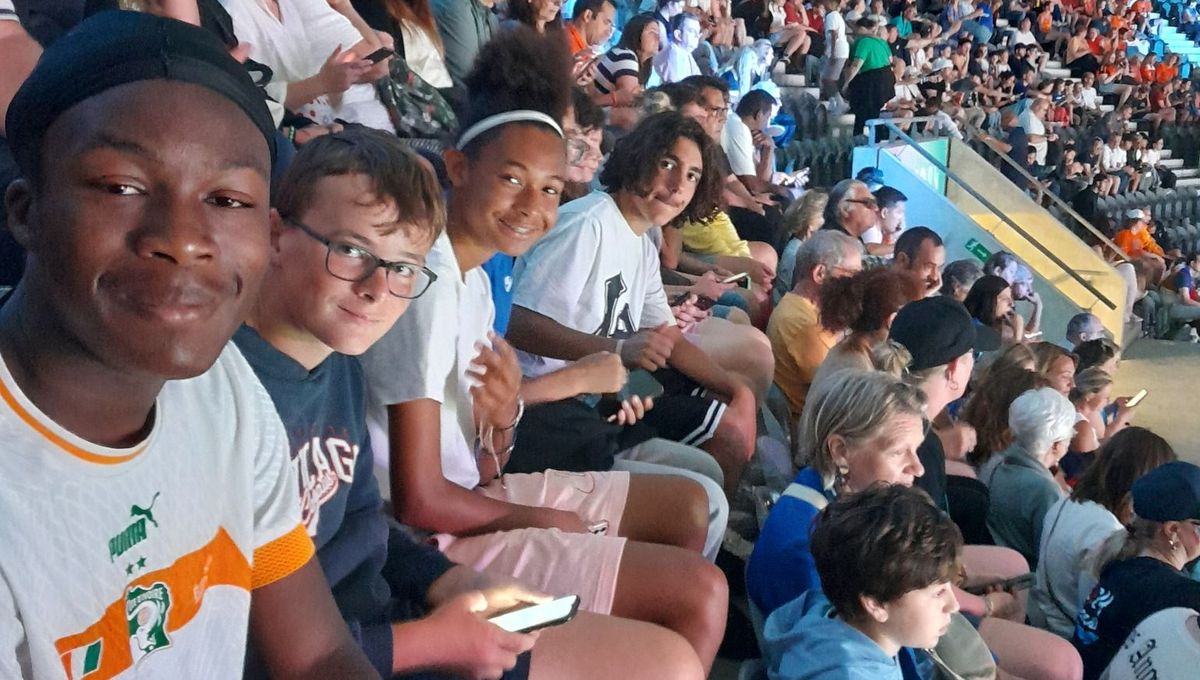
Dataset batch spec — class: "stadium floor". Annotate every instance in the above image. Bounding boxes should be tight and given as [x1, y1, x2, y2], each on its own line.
[1111, 339, 1200, 465]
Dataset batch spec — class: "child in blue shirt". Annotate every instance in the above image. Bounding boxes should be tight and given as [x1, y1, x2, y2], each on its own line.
[763, 485, 962, 680]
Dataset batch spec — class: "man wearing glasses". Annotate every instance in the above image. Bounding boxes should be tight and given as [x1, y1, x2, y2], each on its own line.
[821, 178, 881, 240]
[237, 128, 551, 679]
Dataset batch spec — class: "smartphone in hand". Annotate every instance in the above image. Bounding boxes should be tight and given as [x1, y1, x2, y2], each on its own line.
[488, 595, 581, 633]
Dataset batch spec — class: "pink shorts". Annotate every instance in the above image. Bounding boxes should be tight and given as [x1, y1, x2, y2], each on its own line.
[433, 470, 631, 614]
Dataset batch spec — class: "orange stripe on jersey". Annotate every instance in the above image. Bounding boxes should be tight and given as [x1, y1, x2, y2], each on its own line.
[0, 375, 145, 465]
[54, 528, 250, 679]
[251, 523, 314, 590]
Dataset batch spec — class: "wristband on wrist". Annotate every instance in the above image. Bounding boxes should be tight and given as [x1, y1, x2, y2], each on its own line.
[615, 339, 625, 358]
[285, 126, 297, 144]
[497, 398, 524, 432]
[982, 594, 994, 618]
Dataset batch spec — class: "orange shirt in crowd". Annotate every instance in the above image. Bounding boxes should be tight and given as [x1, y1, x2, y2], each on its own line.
[565, 23, 588, 55]
[1139, 63, 1156, 83]
[1110, 15, 1128, 31]
[1114, 227, 1165, 257]
[1156, 63, 1178, 83]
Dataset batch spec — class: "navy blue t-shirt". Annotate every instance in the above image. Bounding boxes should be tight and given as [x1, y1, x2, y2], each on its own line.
[235, 325, 454, 678]
[1074, 556, 1200, 680]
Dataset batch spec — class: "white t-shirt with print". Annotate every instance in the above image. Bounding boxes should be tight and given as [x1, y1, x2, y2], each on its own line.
[512, 191, 676, 379]
[825, 11, 850, 59]
[360, 231, 494, 491]
[0, 344, 311, 680]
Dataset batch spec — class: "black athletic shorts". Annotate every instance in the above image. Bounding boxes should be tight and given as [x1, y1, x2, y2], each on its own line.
[639, 367, 728, 448]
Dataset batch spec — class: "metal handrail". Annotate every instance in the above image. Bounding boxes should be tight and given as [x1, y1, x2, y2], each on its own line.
[960, 127, 1130, 264]
[863, 117, 1119, 311]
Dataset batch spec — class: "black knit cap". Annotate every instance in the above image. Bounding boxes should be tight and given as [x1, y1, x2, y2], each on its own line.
[6, 10, 277, 172]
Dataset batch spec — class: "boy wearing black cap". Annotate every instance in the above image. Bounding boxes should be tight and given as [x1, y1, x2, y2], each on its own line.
[0, 11, 375, 678]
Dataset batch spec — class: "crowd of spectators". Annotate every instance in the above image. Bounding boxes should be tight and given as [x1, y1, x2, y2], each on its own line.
[3, 1, 1200, 680]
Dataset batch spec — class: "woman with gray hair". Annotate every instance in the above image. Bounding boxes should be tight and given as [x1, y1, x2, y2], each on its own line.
[747, 369, 929, 615]
[985, 387, 1078, 567]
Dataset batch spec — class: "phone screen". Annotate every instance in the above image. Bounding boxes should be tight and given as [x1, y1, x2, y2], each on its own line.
[1125, 388, 1148, 408]
[364, 47, 394, 64]
[488, 596, 581, 633]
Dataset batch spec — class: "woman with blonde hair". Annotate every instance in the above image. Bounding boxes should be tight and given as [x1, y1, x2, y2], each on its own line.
[1034, 342, 1079, 396]
[775, 189, 829, 303]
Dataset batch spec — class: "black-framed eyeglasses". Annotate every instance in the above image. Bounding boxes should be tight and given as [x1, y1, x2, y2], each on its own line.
[285, 218, 437, 299]
[846, 198, 879, 209]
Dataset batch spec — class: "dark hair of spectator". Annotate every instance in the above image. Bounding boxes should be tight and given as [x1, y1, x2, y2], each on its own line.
[274, 127, 446, 247]
[617, 14, 660, 83]
[940, 259, 983, 297]
[680, 73, 730, 96]
[460, 27, 571, 157]
[1071, 427, 1177, 523]
[508, 0, 564, 30]
[812, 484, 962, 622]
[572, 0, 613, 22]
[599, 110, 722, 225]
[656, 81, 703, 109]
[873, 185, 908, 210]
[962, 366, 1046, 467]
[819, 267, 924, 335]
[382, 0, 443, 52]
[669, 11, 700, 38]
[894, 226, 942, 263]
[963, 275, 1010, 325]
[571, 87, 606, 131]
[1073, 338, 1119, 372]
[735, 89, 776, 118]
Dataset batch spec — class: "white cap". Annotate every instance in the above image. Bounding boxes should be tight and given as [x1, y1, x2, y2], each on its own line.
[932, 58, 954, 71]
[1127, 208, 1148, 221]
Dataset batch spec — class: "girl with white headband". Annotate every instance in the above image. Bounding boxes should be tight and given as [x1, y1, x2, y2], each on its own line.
[360, 27, 726, 676]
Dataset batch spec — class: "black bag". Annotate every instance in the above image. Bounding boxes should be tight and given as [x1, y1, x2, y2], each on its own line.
[506, 399, 653, 474]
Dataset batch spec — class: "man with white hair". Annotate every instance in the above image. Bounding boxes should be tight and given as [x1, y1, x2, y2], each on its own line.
[820, 178, 881, 240]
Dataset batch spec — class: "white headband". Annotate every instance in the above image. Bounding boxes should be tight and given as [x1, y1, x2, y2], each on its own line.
[456, 110, 564, 150]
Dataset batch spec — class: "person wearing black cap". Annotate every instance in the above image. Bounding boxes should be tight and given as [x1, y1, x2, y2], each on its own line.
[889, 296, 999, 511]
[0, 10, 377, 678]
[1074, 461, 1200, 680]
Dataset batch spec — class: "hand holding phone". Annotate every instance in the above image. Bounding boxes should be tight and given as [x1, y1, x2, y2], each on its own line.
[363, 47, 394, 64]
[964, 573, 1035, 595]
[488, 595, 581, 633]
[1124, 388, 1148, 408]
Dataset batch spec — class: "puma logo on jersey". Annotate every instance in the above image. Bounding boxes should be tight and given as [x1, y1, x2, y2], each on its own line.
[131, 492, 161, 528]
[108, 492, 162, 562]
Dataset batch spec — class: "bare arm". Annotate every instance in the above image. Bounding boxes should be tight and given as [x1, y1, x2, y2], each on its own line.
[506, 306, 618, 362]
[249, 559, 380, 679]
